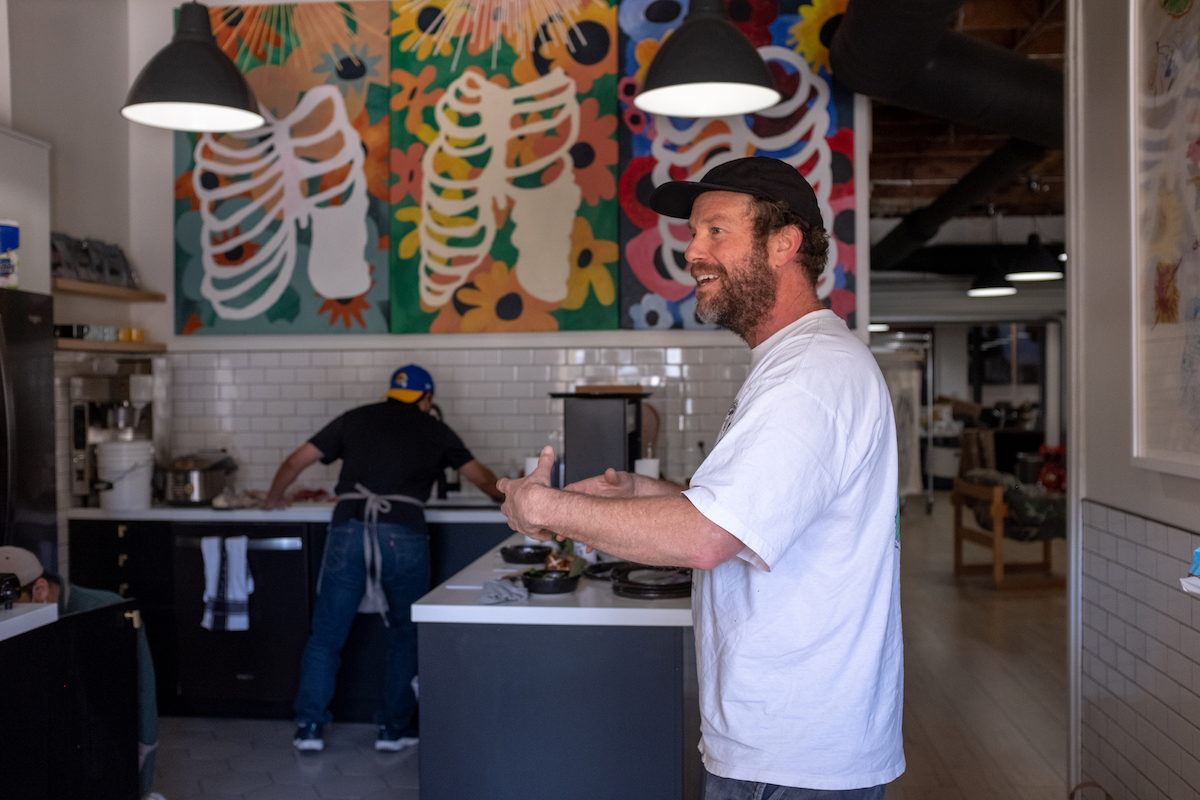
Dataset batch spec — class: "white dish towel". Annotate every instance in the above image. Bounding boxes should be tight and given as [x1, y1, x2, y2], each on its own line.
[200, 535, 255, 631]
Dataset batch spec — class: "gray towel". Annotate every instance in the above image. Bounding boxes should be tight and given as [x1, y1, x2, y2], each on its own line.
[479, 578, 528, 604]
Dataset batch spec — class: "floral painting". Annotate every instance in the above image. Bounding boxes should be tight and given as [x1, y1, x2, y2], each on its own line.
[387, 0, 620, 333]
[1132, 0, 1200, 478]
[617, 0, 860, 331]
[174, 3, 392, 334]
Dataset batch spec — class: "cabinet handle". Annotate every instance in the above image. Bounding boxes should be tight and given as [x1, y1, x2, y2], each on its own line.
[118, 582, 129, 597]
[123, 610, 142, 629]
[118, 554, 128, 567]
[117, 525, 128, 539]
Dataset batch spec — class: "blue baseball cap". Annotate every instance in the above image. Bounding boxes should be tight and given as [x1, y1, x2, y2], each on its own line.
[388, 364, 434, 403]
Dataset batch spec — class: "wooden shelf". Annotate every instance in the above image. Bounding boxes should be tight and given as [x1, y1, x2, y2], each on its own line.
[56, 339, 167, 354]
[52, 278, 166, 303]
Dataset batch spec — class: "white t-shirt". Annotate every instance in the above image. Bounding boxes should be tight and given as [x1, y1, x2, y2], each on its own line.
[682, 309, 904, 790]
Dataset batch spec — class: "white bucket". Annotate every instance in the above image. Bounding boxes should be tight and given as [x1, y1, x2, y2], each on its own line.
[96, 440, 155, 511]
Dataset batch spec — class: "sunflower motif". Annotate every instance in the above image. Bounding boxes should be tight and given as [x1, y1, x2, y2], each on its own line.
[511, 3, 616, 93]
[319, 291, 374, 328]
[569, 98, 618, 206]
[211, 226, 261, 268]
[391, 66, 445, 138]
[314, 42, 383, 97]
[176, 169, 201, 212]
[562, 218, 617, 310]
[210, 6, 285, 66]
[454, 260, 559, 332]
[391, 143, 425, 205]
[390, 0, 455, 61]
[353, 107, 391, 203]
[725, 0, 777, 48]
[789, 0, 848, 74]
[508, 111, 556, 168]
[395, 205, 423, 260]
[628, 293, 674, 330]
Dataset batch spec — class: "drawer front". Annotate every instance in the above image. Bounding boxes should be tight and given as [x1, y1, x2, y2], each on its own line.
[69, 520, 173, 604]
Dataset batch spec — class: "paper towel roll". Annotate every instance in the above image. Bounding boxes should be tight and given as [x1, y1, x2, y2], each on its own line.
[634, 458, 660, 478]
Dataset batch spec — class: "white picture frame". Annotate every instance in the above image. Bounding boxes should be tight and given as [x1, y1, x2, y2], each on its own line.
[1129, 0, 1200, 480]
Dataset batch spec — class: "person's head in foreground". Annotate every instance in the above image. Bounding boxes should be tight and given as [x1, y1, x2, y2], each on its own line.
[649, 156, 829, 344]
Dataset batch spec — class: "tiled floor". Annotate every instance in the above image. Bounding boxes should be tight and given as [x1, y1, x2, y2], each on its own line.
[151, 491, 1067, 799]
[152, 718, 418, 800]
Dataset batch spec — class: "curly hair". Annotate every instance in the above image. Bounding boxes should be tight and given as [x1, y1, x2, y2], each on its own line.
[747, 195, 829, 286]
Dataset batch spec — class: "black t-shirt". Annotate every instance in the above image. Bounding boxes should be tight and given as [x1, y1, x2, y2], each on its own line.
[309, 399, 474, 526]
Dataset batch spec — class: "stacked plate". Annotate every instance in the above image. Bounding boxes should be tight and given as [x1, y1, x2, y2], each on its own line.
[609, 563, 692, 600]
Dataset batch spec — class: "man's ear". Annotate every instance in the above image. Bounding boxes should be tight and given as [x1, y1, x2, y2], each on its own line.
[769, 225, 803, 269]
[31, 577, 51, 603]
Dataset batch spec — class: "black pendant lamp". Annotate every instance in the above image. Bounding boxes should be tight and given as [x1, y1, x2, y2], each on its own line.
[122, 2, 264, 132]
[634, 0, 781, 118]
[967, 271, 1017, 298]
[1004, 233, 1064, 282]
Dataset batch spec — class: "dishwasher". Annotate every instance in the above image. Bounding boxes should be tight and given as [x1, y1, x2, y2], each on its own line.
[172, 522, 310, 704]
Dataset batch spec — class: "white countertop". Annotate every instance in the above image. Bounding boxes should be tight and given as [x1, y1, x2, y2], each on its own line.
[66, 497, 507, 525]
[0, 602, 57, 642]
[412, 535, 693, 627]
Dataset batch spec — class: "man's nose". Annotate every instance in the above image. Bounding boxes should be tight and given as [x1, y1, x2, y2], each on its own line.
[683, 237, 704, 267]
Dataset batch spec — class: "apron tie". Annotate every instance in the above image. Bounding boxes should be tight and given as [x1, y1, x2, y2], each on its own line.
[335, 483, 423, 626]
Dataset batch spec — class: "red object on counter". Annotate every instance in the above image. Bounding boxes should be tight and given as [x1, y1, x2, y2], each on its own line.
[1037, 443, 1066, 494]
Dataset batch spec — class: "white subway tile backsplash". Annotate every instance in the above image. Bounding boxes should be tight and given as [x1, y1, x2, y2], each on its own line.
[1083, 500, 1200, 799]
[251, 384, 281, 400]
[311, 352, 342, 366]
[250, 352, 281, 368]
[281, 352, 311, 367]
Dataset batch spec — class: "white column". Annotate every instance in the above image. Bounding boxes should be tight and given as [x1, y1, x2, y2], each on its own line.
[0, 0, 11, 127]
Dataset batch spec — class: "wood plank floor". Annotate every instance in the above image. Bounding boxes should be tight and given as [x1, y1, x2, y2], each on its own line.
[889, 492, 1068, 800]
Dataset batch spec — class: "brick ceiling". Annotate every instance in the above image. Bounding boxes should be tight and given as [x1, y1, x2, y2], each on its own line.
[867, 0, 1065, 219]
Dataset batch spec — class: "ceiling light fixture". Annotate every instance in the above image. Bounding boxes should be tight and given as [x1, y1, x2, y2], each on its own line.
[1005, 233, 1064, 282]
[867, 323, 890, 332]
[968, 272, 1017, 298]
[122, 2, 264, 132]
[633, 0, 780, 118]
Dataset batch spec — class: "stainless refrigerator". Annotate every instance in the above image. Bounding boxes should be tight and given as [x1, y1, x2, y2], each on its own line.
[0, 289, 57, 570]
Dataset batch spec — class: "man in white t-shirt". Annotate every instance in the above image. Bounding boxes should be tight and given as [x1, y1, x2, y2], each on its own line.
[499, 156, 903, 798]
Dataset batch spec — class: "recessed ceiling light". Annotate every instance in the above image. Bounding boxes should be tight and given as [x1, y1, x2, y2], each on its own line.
[868, 323, 890, 332]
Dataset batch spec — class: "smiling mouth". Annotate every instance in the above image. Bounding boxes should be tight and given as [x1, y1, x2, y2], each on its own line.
[694, 274, 719, 289]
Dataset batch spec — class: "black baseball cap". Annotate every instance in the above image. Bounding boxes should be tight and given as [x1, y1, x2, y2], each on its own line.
[648, 156, 823, 228]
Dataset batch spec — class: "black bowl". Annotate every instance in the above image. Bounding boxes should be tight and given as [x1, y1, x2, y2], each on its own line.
[521, 569, 582, 594]
[500, 544, 552, 564]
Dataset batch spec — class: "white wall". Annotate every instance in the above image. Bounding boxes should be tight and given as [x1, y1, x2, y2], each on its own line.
[9, 0, 129, 250]
[1071, 0, 1200, 794]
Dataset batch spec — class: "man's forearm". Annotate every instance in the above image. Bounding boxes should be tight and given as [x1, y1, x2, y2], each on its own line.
[532, 490, 736, 570]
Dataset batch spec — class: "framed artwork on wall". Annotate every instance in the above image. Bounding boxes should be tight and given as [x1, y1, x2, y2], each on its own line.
[173, 2, 393, 335]
[1130, 0, 1200, 479]
[616, 0, 867, 334]
[387, 0, 620, 334]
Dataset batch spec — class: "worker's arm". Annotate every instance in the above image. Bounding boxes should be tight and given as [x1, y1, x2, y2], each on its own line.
[498, 447, 743, 570]
[263, 443, 324, 509]
[459, 459, 505, 502]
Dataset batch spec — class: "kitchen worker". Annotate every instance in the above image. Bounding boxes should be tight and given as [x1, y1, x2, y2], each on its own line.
[264, 364, 504, 753]
[499, 158, 904, 798]
[0, 546, 164, 800]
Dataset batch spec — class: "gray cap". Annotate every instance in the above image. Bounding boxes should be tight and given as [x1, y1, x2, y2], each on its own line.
[0, 546, 44, 586]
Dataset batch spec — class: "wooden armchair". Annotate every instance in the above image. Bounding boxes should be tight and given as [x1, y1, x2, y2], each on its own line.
[951, 478, 1059, 588]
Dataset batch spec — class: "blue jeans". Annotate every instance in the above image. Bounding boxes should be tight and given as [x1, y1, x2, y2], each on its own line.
[294, 520, 430, 728]
[703, 771, 888, 800]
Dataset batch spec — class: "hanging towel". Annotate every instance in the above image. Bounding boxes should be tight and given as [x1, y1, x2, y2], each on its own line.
[200, 536, 255, 631]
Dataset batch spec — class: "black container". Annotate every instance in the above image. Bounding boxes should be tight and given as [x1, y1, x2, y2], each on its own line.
[500, 544, 552, 564]
[54, 324, 89, 339]
[521, 569, 581, 594]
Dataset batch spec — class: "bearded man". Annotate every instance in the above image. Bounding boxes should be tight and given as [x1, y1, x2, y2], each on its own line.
[500, 157, 905, 799]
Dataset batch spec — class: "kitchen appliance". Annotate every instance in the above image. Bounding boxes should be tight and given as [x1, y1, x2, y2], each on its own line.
[0, 289, 57, 569]
[610, 564, 692, 600]
[165, 451, 237, 506]
[551, 388, 651, 485]
[70, 362, 169, 502]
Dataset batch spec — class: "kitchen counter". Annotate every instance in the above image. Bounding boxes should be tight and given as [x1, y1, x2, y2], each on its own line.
[65, 496, 506, 524]
[412, 534, 692, 626]
[415, 536, 700, 800]
[0, 602, 57, 643]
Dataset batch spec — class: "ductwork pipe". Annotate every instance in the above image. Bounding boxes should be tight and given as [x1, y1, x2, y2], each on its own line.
[829, 0, 1064, 150]
[870, 138, 1046, 271]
